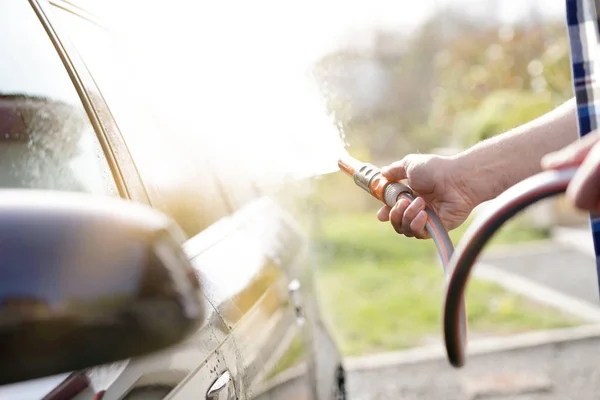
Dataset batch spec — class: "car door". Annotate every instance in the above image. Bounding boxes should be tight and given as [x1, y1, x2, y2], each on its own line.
[184, 196, 315, 400]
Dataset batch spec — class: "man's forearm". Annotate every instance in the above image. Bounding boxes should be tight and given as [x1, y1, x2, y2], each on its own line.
[452, 97, 578, 204]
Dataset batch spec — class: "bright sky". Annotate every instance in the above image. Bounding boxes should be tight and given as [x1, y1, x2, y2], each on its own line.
[90, 0, 567, 66]
[1, 1, 80, 104]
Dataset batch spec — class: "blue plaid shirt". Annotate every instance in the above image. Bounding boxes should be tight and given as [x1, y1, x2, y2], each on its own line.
[565, 0, 600, 290]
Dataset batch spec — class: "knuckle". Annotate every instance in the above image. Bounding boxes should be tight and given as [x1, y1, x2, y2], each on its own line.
[413, 227, 425, 239]
[390, 209, 403, 223]
[392, 222, 404, 235]
[410, 219, 422, 233]
[404, 204, 420, 219]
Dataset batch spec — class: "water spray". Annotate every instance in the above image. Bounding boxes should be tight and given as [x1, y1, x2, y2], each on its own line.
[339, 154, 577, 367]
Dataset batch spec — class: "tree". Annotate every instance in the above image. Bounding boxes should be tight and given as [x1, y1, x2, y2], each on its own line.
[311, 9, 572, 160]
[427, 21, 572, 147]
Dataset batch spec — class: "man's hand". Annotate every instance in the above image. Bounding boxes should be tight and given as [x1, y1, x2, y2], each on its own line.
[541, 131, 600, 213]
[376, 154, 479, 239]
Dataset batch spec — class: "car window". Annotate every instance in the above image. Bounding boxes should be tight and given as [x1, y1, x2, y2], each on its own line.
[0, 1, 117, 196]
[50, 9, 231, 238]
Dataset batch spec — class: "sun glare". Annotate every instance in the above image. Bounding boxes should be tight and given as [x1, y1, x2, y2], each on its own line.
[63, 1, 352, 188]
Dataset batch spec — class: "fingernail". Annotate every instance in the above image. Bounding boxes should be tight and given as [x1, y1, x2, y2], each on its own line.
[541, 153, 555, 165]
[415, 197, 425, 208]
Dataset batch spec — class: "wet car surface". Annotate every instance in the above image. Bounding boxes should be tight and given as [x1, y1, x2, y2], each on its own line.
[0, 0, 346, 399]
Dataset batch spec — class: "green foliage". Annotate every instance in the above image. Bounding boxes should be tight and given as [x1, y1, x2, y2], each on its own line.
[428, 21, 573, 147]
[313, 13, 573, 161]
[265, 335, 305, 379]
[455, 89, 555, 146]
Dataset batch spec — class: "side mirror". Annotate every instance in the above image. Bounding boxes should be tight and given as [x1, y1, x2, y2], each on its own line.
[0, 190, 204, 385]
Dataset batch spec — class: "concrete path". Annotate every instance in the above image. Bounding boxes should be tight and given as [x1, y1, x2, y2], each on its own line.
[345, 225, 600, 399]
[348, 332, 600, 399]
[481, 237, 599, 305]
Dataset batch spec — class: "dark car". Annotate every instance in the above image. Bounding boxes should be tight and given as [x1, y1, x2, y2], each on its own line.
[0, 0, 346, 399]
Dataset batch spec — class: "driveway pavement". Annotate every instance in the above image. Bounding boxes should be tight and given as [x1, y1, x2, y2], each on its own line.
[348, 333, 600, 399]
[346, 226, 600, 399]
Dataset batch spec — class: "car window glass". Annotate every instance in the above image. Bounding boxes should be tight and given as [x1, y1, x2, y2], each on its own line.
[0, 1, 117, 196]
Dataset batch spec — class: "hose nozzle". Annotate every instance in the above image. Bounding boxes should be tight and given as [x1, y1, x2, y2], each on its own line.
[337, 156, 361, 178]
[338, 156, 411, 207]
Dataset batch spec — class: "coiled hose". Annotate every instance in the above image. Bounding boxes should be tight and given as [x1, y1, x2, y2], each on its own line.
[425, 167, 577, 367]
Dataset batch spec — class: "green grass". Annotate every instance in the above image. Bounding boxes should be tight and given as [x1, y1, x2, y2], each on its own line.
[265, 336, 305, 379]
[315, 212, 580, 356]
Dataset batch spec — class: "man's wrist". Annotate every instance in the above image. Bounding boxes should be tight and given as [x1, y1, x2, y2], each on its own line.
[450, 150, 511, 205]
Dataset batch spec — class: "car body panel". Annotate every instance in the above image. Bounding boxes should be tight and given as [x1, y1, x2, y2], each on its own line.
[187, 197, 314, 399]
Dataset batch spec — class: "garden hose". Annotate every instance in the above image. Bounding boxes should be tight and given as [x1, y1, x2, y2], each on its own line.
[338, 155, 576, 368]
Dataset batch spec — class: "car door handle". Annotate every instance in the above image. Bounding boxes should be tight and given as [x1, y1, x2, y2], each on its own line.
[206, 370, 234, 400]
[288, 279, 305, 325]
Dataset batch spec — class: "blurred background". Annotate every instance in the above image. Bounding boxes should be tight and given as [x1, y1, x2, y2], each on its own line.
[304, 2, 600, 397]
[309, 0, 588, 354]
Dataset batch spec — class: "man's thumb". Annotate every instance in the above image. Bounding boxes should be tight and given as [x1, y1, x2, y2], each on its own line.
[381, 158, 410, 181]
[542, 131, 600, 170]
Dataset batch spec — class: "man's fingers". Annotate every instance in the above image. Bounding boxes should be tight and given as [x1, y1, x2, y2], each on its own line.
[377, 206, 391, 222]
[542, 131, 600, 170]
[381, 157, 410, 181]
[410, 210, 430, 239]
[402, 197, 426, 236]
[389, 199, 410, 236]
[567, 142, 600, 212]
